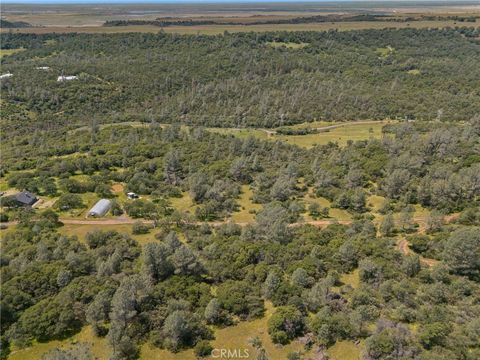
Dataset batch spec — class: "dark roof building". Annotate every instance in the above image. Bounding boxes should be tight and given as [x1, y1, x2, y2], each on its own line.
[15, 191, 38, 206]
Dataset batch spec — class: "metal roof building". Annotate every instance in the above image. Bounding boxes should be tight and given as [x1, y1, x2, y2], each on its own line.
[88, 199, 112, 217]
[15, 191, 38, 206]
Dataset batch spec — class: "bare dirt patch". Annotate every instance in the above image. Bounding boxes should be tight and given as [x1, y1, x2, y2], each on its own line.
[111, 183, 124, 193]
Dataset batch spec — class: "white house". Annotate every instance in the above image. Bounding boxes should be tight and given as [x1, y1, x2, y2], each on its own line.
[57, 75, 78, 82]
[36, 66, 50, 70]
[0, 73, 13, 79]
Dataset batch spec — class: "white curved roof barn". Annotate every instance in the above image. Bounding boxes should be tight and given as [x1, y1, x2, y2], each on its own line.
[88, 199, 112, 217]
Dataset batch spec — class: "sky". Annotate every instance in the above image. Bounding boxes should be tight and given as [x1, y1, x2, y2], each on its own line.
[1, 0, 472, 5]
[1, 0, 464, 3]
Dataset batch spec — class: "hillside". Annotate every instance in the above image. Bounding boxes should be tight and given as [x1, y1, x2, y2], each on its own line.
[1, 28, 479, 129]
[1, 25, 480, 360]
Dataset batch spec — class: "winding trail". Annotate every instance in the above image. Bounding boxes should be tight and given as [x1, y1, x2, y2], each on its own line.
[57, 218, 351, 227]
[397, 237, 439, 267]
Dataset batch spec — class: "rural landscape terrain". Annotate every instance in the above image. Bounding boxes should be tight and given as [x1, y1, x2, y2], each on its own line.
[1, 1, 480, 360]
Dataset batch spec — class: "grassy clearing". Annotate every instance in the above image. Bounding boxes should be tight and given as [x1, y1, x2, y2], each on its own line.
[376, 46, 395, 58]
[231, 185, 262, 223]
[413, 204, 430, 218]
[8, 326, 109, 360]
[207, 127, 270, 141]
[0, 48, 25, 59]
[169, 192, 196, 215]
[340, 269, 360, 289]
[303, 193, 352, 222]
[367, 194, 386, 212]
[56, 192, 99, 219]
[327, 340, 362, 360]
[267, 41, 308, 49]
[208, 122, 388, 149]
[0, 178, 10, 191]
[275, 122, 386, 148]
[58, 223, 157, 246]
[407, 69, 421, 75]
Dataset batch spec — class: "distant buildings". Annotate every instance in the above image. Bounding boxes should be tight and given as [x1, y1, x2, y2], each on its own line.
[88, 199, 112, 217]
[57, 75, 78, 82]
[36, 66, 50, 70]
[0, 73, 13, 79]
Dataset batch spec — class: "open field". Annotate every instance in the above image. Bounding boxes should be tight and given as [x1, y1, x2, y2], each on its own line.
[209, 121, 391, 148]
[0, 48, 25, 59]
[276, 122, 386, 148]
[3, 20, 479, 35]
[64, 119, 391, 149]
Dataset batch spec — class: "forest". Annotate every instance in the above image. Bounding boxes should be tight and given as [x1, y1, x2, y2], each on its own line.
[0, 26, 479, 360]
[1, 27, 480, 129]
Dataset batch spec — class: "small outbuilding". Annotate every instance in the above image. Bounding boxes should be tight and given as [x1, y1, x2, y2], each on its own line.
[127, 192, 139, 199]
[88, 199, 112, 217]
[57, 75, 78, 82]
[14, 191, 38, 206]
[0, 73, 13, 79]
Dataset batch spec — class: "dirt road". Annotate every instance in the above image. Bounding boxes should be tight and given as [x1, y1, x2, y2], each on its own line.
[397, 237, 438, 267]
[59, 218, 350, 227]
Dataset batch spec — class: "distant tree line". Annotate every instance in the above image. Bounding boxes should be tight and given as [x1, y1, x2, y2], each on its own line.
[103, 14, 479, 28]
[103, 14, 390, 27]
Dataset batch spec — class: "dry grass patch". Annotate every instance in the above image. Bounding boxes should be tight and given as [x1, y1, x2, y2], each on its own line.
[0, 48, 25, 59]
[170, 192, 196, 215]
[207, 128, 270, 141]
[303, 193, 352, 222]
[327, 340, 362, 360]
[58, 223, 156, 246]
[340, 269, 360, 290]
[8, 326, 109, 360]
[231, 185, 262, 223]
[275, 122, 386, 148]
[407, 69, 421, 75]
